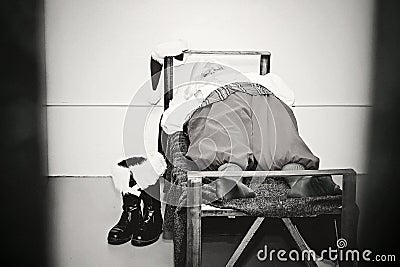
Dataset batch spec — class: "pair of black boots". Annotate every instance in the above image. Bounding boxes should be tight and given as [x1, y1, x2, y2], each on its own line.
[108, 191, 163, 246]
[107, 157, 163, 247]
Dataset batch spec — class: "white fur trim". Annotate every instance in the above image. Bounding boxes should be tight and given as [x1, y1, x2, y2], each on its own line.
[111, 160, 141, 196]
[151, 39, 189, 64]
[151, 51, 164, 65]
[129, 152, 167, 190]
[148, 151, 167, 176]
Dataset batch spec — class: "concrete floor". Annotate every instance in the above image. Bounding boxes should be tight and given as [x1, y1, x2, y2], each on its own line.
[48, 178, 174, 267]
[48, 177, 345, 267]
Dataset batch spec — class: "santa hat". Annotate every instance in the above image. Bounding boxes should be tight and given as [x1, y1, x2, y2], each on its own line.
[111, 152, 167, 196]
[150, 39, 189, 91]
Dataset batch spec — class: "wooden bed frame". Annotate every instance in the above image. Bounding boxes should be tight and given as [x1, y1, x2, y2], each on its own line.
[162, 50, 358, 267]
[162, 50, 270, 109]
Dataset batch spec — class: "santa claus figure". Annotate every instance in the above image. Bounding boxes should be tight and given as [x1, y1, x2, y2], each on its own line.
[107, 40, 188, 246]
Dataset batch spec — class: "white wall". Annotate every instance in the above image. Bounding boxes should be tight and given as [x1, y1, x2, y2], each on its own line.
[46, 0, 374, 176]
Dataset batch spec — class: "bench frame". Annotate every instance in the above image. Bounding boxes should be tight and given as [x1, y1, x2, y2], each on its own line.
[187, 169, 358, 267]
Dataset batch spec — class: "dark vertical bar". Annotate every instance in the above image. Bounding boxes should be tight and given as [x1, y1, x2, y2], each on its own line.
[1, 0, 47, 265]
[159, 56, 174, 155]
[260, 54, 270, 75]
[358, 1, 400, 263]
[163, 56, 173, 110]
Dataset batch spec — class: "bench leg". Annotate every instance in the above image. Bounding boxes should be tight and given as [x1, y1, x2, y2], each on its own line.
[282, 218, 318, 267]
[226, 217, 265, 267]
[187, 177, 202, 267]
[339, 173, 359, 267]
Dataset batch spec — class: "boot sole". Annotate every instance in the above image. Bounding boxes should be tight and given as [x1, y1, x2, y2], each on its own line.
[131, 231, 162, 247]
[108, 235, 132, 245]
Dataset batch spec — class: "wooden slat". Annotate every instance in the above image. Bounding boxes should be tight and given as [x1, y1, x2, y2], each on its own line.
[183, 50, 271, 56]
[201, 207, 342, 217]
[188, 169, 356, 179]
[226, 217, 265, 267]
[202, 207, 248, 217]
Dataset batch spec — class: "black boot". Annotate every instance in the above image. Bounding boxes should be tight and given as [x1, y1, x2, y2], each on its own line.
[107, 193, 142, 245]
[131, 191, 163, 246]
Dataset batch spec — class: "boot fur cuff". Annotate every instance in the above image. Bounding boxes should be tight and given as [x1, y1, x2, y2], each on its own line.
[111, 152, 167, 194]
[111, 159, 141, 196]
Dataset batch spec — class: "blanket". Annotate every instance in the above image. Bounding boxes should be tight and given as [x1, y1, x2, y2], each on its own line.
[185, 82, 319, 171]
